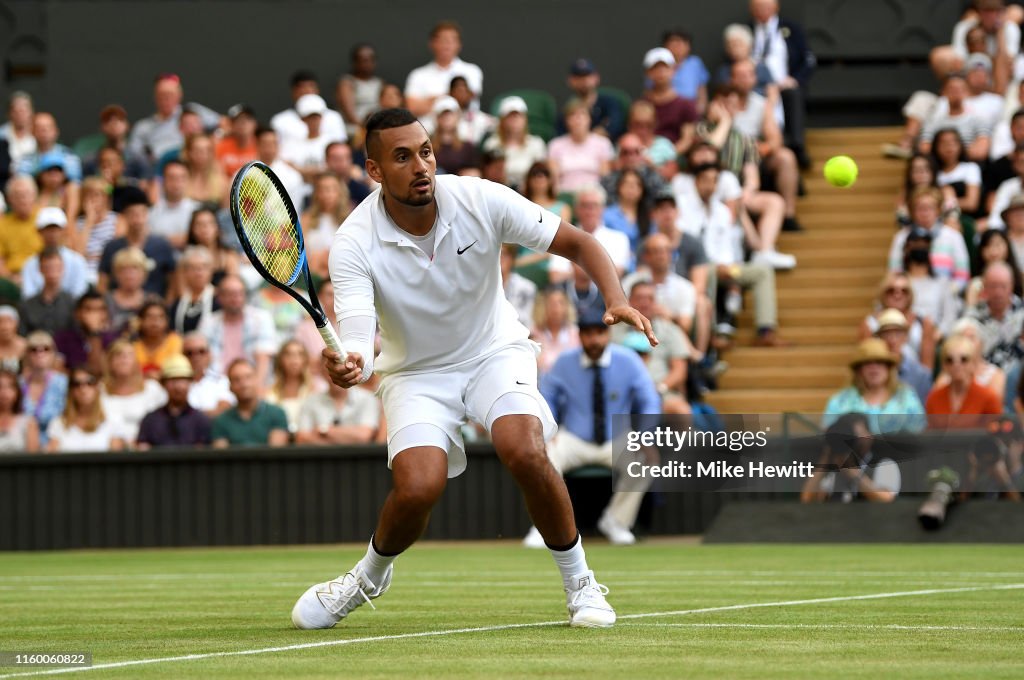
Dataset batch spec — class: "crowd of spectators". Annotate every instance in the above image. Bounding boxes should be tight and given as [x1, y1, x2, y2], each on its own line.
[816, 0, 1024, 503]
[0, 3, 821, 457]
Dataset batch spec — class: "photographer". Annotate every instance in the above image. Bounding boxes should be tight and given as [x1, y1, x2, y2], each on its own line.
[801, 412, 901, 503]
[960, 435, 1021, 501]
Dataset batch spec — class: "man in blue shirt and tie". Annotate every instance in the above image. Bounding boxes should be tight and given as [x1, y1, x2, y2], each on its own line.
[527, 306, 662, 546]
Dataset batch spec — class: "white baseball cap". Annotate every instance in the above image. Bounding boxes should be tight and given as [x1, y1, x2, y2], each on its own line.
[432, 95, 460, 115]
[498, 96, 528, 117]
[36, 206, 68, 229]
[643, 47, 676, 69]
[295, 93, 327, 118]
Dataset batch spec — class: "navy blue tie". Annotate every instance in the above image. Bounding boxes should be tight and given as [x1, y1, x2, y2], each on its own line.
[592, 364, 607, 445]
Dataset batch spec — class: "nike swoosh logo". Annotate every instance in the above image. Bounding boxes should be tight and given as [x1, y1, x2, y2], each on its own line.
[516, 380, 529, 385]
[457, 240, 478, 255]
[538, 210, 544, 223]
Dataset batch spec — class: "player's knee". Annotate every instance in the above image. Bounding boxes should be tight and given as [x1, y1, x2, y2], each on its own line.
[500, 439, 551, 479]
[393, 475, 446, 510]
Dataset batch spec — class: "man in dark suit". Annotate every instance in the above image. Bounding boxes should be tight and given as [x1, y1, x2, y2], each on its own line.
[750, 0, 816, 168]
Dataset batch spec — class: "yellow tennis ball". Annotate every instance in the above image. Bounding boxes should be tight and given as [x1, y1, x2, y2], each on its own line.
[824, 155, 858, 188]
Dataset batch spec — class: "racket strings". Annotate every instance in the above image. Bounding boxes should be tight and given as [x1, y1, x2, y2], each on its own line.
[236, 170, 303, 285]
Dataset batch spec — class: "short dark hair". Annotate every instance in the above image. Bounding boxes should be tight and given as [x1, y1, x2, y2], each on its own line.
[255, 125, 276, 140]
[692, 162, 719, 178]
[325, 140, 352, 157]
[162, 158, 188, 177]
[1012, 108, 1024, 126]
[75, 287, 104, 311]
[449, 75, 469, 92]
[430, 20, 462, 39]
[364, 108, 421, 160]
[350, 43, 374, 61]
[662, 27, 691, 44]
[39, 247, 62, 264]
[290, 69, 318, 88]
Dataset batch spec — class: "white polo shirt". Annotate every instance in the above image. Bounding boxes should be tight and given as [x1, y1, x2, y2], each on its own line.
[329, 175, 560, 377]
[404, 58, 484, 100]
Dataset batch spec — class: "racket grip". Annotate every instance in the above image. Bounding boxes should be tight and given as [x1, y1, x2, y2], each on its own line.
[317, 321, 347, 357]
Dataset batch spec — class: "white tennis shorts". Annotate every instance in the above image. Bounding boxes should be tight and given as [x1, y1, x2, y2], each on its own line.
[378, 340, 557, 478]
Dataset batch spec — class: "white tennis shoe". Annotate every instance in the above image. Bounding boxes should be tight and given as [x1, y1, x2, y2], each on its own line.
[291, 564, 393, 629]
[565, 570, 616, 628]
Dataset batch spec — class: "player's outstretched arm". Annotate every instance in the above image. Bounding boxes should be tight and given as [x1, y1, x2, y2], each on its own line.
[547, 221, 658, 346]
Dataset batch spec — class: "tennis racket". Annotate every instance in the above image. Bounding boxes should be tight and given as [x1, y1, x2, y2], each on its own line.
[229, 161, 345, 356]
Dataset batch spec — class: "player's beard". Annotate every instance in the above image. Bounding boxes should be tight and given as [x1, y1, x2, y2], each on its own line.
[395, 177, 434, 207]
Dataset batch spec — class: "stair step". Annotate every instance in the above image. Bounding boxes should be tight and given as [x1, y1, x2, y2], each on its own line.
[723, 346, 860, 369]
[806, 126, 902, 143]
[803, 174, 904, 192]
[775, 267, 887, 287]
[705, 387, 835, 414]
[784, 249, 890, 266]
[776, 287, 875, 305]
[718, 366, 849, 390]
[734, 326, 857, 345]
[778, 227, 898, 242]
[738, 306, 868, 325]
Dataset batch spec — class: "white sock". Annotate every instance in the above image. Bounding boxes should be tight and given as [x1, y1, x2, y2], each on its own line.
[355, 536, 397, 589]
[548, 534, 590, 589]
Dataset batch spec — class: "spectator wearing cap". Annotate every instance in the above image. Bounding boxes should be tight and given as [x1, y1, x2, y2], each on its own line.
[874, 308, 933, 404]
[97, 187, 177, 298]
[215, 104, 259, 180]
[529, 304, 661, 547]
[662, 28, 710, 112]
[612, 279, 690, 415]
[889, 188, 971, 292]
[643, 47, 699, 152]
[481, 96, 547, 189]
[18, 248, 74, 338]
[271, 70, 347, 147]
[963, 53, 1004, 129]
[428, 96, 480, 175]
[0, 175, 42, 283]
[255, 127, 305, 209]
[926, 333, 1003, 429]
[555, 58, 626, 142]
[963, 261, 1024, 370]
[127, 73, 221, 165]
[181, 331, 234, 417]
[931, 0, 1018, 96]
[547, 99, 615, 194]
[81, 105, 151, 182]
[748, 0, 815, 168]
[1, 92, 35, 168]
[136, 354, 211, 449]
[35, 149, 79, 221]
[335, 43, 383, 138]
[823, 338, 926, 434]
[0, 306, 24, 372]
[19, 207, 88, 300]
[404, 20, 483, 117]
[15, 112, 82, 182]
[148, 160, 198, 249]
[280, 94, 339, 187]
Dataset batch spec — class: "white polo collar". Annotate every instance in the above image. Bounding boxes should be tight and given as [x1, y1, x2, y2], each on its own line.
[372, 179, 456, 248]
[580, 346, 612, 368]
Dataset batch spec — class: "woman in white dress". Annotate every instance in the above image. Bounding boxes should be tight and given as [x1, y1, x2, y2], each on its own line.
[47, 368, 126, 453]
[100, 340, 166, 445]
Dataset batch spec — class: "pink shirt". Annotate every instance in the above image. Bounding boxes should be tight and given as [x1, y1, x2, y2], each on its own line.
[547, 134, 614, 193]
[221, 318, 244, 371]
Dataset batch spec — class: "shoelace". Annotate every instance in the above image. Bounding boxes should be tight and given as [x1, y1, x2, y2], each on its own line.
[321, 573, 377, 616]
[569, 583, 610, 609]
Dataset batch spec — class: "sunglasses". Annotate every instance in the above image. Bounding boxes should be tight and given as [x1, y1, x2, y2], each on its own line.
[988, 420, 1017, 435]
[884, 287, 910, 295]
[619, 148, 643, 155]
[183, 348, 208, 356]
[71, 377, 98, 388]
[28, 345, 53, 353]
[943, 355, 972, 365]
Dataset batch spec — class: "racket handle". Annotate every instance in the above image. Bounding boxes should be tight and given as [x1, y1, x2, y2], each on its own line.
[317, 321, 347, 357]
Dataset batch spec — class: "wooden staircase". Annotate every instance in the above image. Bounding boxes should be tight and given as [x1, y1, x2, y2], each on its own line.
[706, 126, 903, 414]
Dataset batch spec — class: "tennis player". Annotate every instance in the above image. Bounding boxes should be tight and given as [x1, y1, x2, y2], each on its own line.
[291, 108, 658, 630]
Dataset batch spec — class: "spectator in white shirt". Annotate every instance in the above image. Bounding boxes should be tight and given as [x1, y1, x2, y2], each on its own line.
[1, 91, 35, 167]
[930, 0, 1019, 95]
[501, 243, 537, 329]
[920, 73, 992, 163]
[549, 185, 631, 279]
[404, 20, 484, 117]
[182, 331, 235, 417]
[255, 127, 305, 209]
[148, 159, 198, 249]
[279, 94, 336, 188]
[270, 70, 347, 146]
